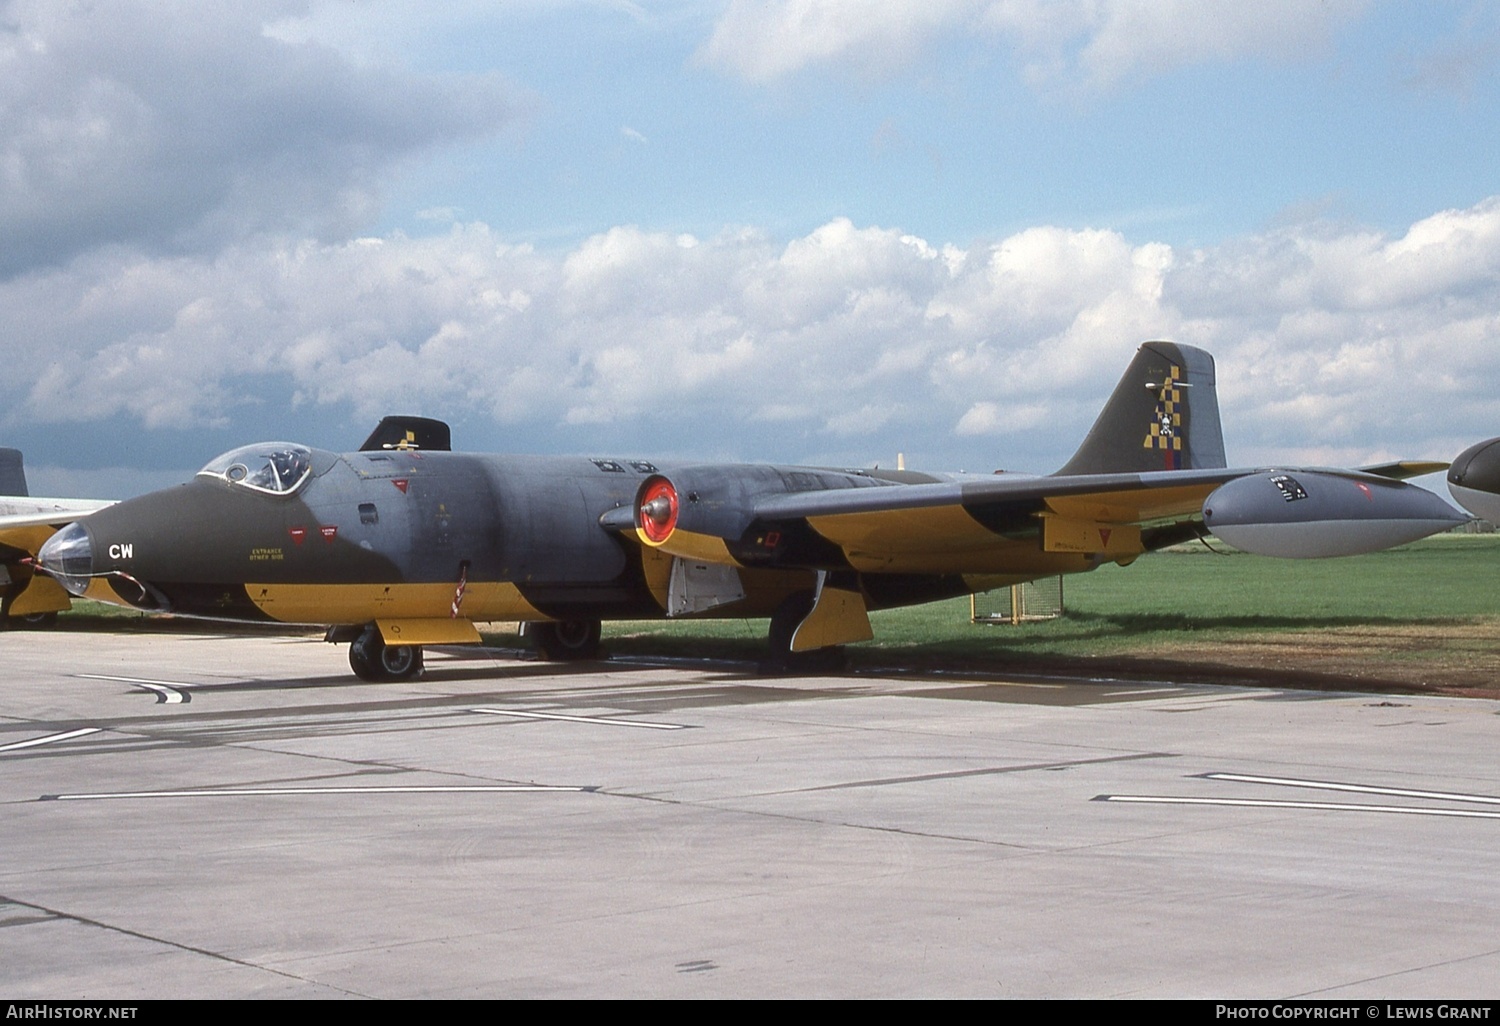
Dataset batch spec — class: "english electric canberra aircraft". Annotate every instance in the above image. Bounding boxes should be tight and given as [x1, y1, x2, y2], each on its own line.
[32, 342, 1473, 680]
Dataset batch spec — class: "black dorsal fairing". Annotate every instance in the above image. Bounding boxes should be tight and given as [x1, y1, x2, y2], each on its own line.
[359, 416, 453, 453]
[1053, 341, 1226, 476]
[0, 448, 27, 496]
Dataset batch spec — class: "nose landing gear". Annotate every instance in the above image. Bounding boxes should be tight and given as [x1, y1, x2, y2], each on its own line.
[347, 624, 424, 681]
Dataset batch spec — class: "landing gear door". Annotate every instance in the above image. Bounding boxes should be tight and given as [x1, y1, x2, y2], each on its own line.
[667, 558, 746, 616]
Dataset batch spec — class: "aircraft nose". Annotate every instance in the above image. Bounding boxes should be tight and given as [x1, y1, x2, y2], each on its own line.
[38, 521, 94, 597]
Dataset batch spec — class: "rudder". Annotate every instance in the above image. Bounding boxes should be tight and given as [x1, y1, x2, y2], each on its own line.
[1054, 341, 1225, 476]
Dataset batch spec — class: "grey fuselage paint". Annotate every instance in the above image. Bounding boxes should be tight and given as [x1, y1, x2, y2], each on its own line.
[60, 448, 978, 625]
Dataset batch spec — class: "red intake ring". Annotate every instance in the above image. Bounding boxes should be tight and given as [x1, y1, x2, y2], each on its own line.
[637, 476, 679, 544]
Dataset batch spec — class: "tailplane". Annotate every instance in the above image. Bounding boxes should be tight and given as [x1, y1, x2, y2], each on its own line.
[1054, 341, 1225, 476]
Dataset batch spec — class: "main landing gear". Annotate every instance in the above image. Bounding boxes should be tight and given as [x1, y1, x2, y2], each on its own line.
[347, 624, 424, 682]
[0, 600, 58, 629]
[1, 586, 61, 629]
[764, 591, 848, 674]
[528, 619, 603, 661]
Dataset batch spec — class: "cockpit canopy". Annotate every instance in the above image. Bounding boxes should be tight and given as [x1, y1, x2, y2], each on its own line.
[197, 442, 313, 496]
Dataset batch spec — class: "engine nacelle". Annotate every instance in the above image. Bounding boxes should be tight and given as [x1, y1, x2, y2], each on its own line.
[1448, 437, 1500, 523]
[633, 465, 882, 568]
[1203, 471, 1466, 558]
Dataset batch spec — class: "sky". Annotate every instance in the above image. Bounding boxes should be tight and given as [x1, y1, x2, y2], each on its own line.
[3, 0, 1500, 498]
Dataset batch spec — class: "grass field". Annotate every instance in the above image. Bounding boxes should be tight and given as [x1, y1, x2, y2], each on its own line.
[595, 534, 1500, 694]
[47, 534, 1500, 695]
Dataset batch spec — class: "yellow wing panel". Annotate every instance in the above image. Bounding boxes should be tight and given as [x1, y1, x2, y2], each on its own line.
[1043, 483, 1219, 524]
[802, 480, 1216, 575]
[806, 506, 1098, 575]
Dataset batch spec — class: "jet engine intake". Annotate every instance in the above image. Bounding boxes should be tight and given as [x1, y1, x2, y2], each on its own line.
[636, 476, 679, 544]
[631, 465, 878, 569]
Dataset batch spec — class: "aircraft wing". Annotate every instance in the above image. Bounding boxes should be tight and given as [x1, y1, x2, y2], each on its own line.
[0, 499, 116, 531]
[1355, 460, 1450, 480]
[754, 461, 1450, 523]
[0, 499, 117, 555]
[613, 459, 1462, 577]
[606, 343, 1463, 577]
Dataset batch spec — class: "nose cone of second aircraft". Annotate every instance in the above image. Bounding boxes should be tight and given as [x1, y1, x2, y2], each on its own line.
[38, 521, 94, 596]
[1448, 436, 1500, 523]
[36, 478, 251, 611]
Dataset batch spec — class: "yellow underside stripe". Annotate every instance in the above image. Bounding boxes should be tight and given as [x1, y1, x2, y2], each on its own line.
[246, 582, 545, 624]
[638, 527, 741, 566]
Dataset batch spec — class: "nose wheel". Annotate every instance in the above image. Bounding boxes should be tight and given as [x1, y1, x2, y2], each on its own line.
[348, 625, 424, 681]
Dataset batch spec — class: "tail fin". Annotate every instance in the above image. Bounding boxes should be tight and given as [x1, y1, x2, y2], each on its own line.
[1054, 341, 1225, 476]
[359, 416, 453, 452]
[0, 448, 28, 496]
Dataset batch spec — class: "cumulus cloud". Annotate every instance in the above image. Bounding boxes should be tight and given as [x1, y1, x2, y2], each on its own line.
[698, 0, 975, 82]
[0, 0, 514, 276]
[698, 0, 1367, 90]
[994, 0, 1368, 90]
[7, 198, 1500, 475]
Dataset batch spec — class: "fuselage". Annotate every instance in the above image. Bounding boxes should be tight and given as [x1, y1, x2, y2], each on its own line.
[39, 443, 1013, 627]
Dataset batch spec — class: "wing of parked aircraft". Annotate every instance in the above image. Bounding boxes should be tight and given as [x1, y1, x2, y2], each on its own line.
[613, 343, 1460, 652]
[0, 449, 115, 625]
[30, 342, 1468, 676]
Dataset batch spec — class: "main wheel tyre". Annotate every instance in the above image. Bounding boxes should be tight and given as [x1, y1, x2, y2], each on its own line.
[0, 593, 59, 630]
[348, 626, 424, 681]
[377, 642, 423, 680]
[531, 619, 603, 661]
[0, 609, 59, 630]
[764, 591, 847, 675]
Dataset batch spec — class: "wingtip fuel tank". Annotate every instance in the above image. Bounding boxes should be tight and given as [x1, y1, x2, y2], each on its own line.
[1203, 471, 1467, 558]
